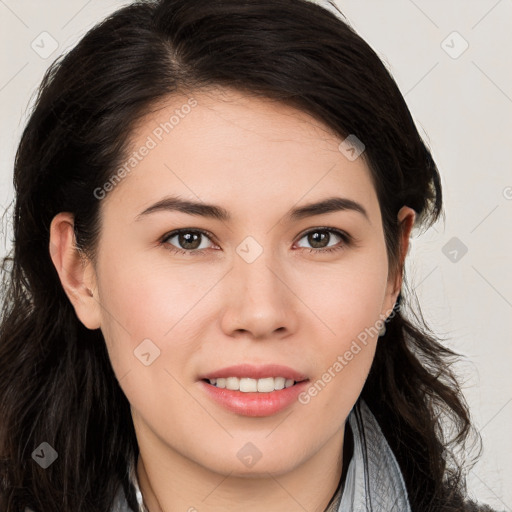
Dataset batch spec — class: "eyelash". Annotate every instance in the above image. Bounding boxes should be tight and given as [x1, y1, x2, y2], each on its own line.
[160, 227, 352, 256]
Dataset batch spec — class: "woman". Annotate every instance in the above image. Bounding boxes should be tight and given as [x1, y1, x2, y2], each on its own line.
[0, 0, 500, 511]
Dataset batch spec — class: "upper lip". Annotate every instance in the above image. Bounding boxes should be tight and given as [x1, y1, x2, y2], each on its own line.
[199, 364, 308, 382]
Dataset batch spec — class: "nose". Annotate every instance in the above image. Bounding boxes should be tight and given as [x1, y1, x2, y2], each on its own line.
[219, 249, 299, 340]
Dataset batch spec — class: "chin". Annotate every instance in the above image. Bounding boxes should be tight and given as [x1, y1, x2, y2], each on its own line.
[199, 449, 305, 478]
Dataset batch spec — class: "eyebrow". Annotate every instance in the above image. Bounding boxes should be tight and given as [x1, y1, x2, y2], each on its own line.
[135, 195, 369, 223]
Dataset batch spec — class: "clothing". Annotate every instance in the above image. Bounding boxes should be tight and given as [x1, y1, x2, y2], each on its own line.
[111, 399, 411, 511]
[336, 400, 411, 511]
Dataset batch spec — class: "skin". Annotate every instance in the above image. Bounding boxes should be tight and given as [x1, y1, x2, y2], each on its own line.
[50, 88, 415, 512]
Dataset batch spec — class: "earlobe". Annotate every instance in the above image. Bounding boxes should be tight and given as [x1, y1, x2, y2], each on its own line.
[49, 212, 101, 330]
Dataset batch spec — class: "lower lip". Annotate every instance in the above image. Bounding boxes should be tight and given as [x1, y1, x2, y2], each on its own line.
[200, 380, 309, 417]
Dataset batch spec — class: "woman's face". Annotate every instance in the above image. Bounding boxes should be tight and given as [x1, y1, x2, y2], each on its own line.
[56, 88, 412, 477]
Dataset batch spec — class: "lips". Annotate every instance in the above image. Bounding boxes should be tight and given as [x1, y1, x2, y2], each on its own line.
[199, 363, 308, 382]
[198, 364, 309, 417]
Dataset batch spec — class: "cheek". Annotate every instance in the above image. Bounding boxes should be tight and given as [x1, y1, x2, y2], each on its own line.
[94, 249, 220, 374]
[305, 249, 390, 340]
[296, 250, 389, 405]
[94, 256, 207, 425]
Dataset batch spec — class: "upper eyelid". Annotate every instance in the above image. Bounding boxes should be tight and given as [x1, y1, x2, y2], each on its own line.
[300, 226, 349, 236]
[296, 227, 349, 243]
[162, 227, 218, 245]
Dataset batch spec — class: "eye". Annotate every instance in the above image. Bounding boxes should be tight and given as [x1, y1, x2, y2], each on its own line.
[161, 229, 216, 255]
[160, 227, 352, 256]
[295, 227, 351, 254]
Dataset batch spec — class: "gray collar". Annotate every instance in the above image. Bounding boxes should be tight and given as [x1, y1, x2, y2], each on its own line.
[333, 399, 412, 511]
[113, 400, 411, 512]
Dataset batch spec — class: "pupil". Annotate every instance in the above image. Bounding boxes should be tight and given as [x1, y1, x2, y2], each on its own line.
[180, 232, 201, 249]
[309, 231, 328, 248]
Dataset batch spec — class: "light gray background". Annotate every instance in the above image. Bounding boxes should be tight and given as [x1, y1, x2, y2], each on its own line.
[0, 0, 511, 509]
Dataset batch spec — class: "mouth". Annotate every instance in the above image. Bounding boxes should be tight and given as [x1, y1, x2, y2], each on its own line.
[198, 364, 310, 417]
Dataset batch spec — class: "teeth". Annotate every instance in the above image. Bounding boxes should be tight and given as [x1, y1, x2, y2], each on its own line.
[208, 376, 297, 392]
[258, 377, 277, 392]
[240, 378, 258, 392]
[274, 377, 285, 390]
[226, 377, 239, 390]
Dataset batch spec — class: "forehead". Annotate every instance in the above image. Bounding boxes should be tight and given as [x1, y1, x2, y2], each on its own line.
[101, 88, 379, 223]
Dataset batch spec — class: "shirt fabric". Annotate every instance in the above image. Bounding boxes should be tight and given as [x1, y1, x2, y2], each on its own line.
[111, 399, 411, 511]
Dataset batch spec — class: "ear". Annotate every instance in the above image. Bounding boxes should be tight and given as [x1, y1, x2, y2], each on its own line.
[49, 212, 101, 330]
[383, 206, 416, 313]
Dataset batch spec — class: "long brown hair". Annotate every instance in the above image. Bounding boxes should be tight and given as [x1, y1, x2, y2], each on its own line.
[0, 1, 481, 510]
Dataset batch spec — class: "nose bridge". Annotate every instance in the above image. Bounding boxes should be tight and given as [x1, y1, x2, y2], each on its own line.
[234, 238, 283, 303]
[221, 236, 297, 337]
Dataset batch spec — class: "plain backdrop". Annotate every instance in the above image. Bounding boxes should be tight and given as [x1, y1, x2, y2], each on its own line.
[0, 0, 511, 509]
